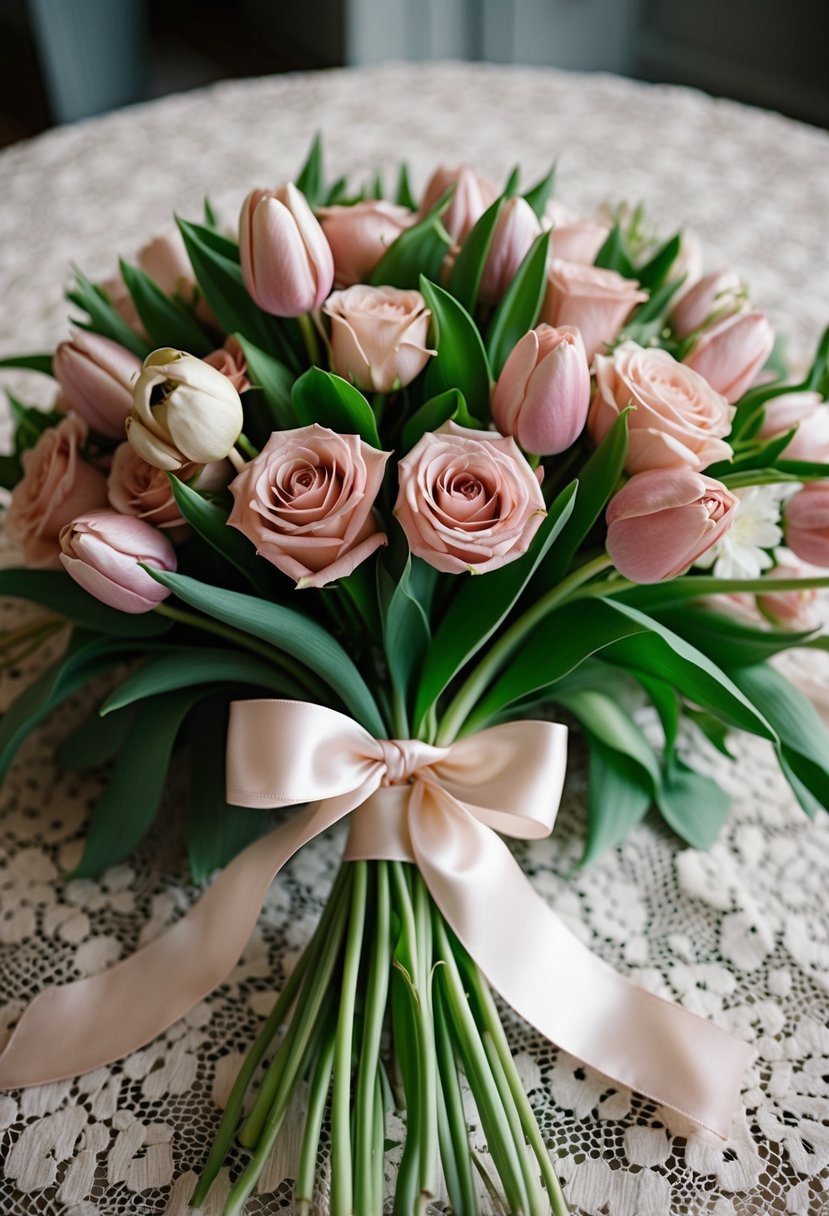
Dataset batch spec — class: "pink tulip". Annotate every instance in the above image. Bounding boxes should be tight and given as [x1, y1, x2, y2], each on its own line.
[683, 310, 774, 403]
[239, 183, 334, 316]
[670, 269, 745, 340]
[606, 468, 738, 583]
[757, 563, 819, 631]
[59, 510, 176, 613]
[54, 330, 142, 439]
[757, 392, 829, 462]
[319, 200, 415, 287]
[492, 325, 590, 455]
[478, 197, 541, 304]
[785, 483, 829, 568]
[544, 200, 609, 265]
[541, 259, 648, 364]
[419, 165, 499, 244]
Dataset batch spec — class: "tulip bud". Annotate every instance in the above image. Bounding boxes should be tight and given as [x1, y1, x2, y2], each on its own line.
[670, 270, 746, 340]
[126, 348, 244, 471]
[54, 330, 142, 439]
[683, 310, 774, 403]
[477, 197, 541, 305]
[239, 182, 334, 317]
[59, 510, 176, 613]
[543, 200, 609, 265]
[419, 165, 499, 244]
[756, 563, 819, 631]
[757, 392, 829, 462]
[785, 483, 829, 568]
[606, 468, 737, 583]
[492, 325, 590, 455]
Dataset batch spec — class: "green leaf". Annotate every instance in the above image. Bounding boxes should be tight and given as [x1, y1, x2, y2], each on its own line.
[177, 217, 278, 356]
[368, 194, 453, 289]
[384, 556, 437, 708]
[582, 739, 652, 864]
[486, 229, 551, 378]
[447, 196, 505, 315]
[168, 476, 276, 596]
[624, 275, 686, 335]
[186, 697, 268, 882]
[636, 233, 681, 292]
[55, 704, 137, 770]
[67, 270, 152, 359]
[296, 132, 324, 207]
[684, 706, 735, 758]
[101, 646, 301, 714]
[657, 758, 731, 849]
[401, 388, 480, 451]
[73, 688, 207, 877]
[523, 163, 556, 219]
[203, 197, 219, 229]
[652, 606, 819, 667]
[634, 672, 679, 759]
[535, 409, 630, 593]
[618, 573, 829, 612]
[324, 175, 350, 206]
[234, 333, 296, 432]
[8, 395, 63, 454]
[292, 367, 381, 447]
[413, 481, 576, 730]
[145, 569, 385, 735]
[419, 276, 491, 417]
[395, 163, 417, 211]
[0, 353, 54, 376]
[503, 164, 521, 196]
[0, 569, 172, 636]
[594, 226, 635, 278]
[119, 259, 213, 355]
[556, 687, 661, 787]
[0, 452, 23, 489]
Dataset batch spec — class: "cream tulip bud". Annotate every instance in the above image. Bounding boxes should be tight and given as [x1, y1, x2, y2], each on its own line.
[126, 348, 244, 471]
[239, 183, 334, 317]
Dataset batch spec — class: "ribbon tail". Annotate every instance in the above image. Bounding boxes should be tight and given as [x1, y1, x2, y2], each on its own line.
[0, 786, 374, 1089]
[411, 784, 752, 1139]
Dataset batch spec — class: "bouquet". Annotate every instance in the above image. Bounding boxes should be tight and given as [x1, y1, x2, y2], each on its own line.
[1, 135, 829, 1215]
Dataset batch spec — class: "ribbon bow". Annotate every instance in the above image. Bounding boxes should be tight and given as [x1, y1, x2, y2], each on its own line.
[0, 700, 749, 1137]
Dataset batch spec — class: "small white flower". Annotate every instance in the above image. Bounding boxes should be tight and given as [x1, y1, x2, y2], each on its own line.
[695, 484, 785, 579]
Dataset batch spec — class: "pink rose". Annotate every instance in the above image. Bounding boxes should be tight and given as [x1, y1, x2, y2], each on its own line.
[107, 443, 229, 533]
[54, 330, 142, 439]
[670, 269, 745, 340]
[540, 259, 648, 363]
[683, 311, 774, 403]
[228, 424, 389, 588]
[137, 227, 196, 301]
[319, 200, 415, 287]
[478, 196, 541, 304]
[7, 414, 108, 568]
[757, 392, 829, 462]
[785, 483, 829, 568]
[589, 341, 735, 474]
[59, 510, 176, 613]
[492, 325, 590, 455]
[204, 336, 250, 394]
[419, 165, 499, 244]
[323, 285, 435, 393]
[394, 421, 546, 574]
[239, 183, 334, 317]
[757, 563, 819, 631]
[544, 200, 610, 265]
[606, 468, 737, 583]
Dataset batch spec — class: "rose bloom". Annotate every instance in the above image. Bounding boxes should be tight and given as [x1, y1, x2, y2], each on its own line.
[757, 392, 829, 463]
[204, 336, 250, 394]
[107, 443, 230, 533]
[588, 341, 735, 474]
[540, 259, 648, 363]
[60, 510, 176, 614]
[606, 468, 738, 583]
[319, 200, 414, 287]
[228, 424, 389, 588]
[544, 199, 610, 265]
[7, 414, 108, 567]
[323, 285, 435, 393]
[395, 421, 546, 575]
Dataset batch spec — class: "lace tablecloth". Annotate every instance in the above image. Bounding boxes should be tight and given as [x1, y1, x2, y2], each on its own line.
[1, 63, 829, 1216]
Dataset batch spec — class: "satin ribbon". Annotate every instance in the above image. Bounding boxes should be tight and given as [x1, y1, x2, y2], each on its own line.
[0, 699, 750, 1137]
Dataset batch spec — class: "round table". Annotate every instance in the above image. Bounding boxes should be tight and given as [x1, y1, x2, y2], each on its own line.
[1, 63, 829, 1216]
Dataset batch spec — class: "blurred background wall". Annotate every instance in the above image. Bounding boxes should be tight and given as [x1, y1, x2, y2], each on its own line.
[0, 0, 826, 147]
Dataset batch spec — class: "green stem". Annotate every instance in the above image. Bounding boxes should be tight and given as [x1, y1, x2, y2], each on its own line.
[236, 431, 259, 459]
[392, 685, 410, 739]
[413, 876, 439, 1209]
[295, 1029, 335, 1216]
[482, 1031, 545, 1216]
[436, 553, 615, 745]
[372, 391, 386, 431]
[331, 861, 368, 1216]
[298, 311, 321, 365]
[434, 977, 478, 1216]
[355, 863, 391, 1216]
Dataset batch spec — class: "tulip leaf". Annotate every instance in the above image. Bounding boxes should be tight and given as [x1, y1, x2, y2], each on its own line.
[144, 568, 386, 735]
[0, 453, 23, 489]
[67, 270, 152, 359]
[447, 196, 505, 314]
[395, 163, 417, 211]
[177, 217, 280, 358]
[56, 703, 138, 770]
[625, 274, 686, 334]
[119, 259, 213, 355]
[295, 131, 325, 207]
[234, 334, 296, 431]
[636, 233, 682, 293]
[649, 606, 819, 668]
[594, 225, 636, 278]
[413, 481, 576, 732]
[419, 276, 492, 417]
[0, 568, 173, 636]
[101, 646, 301, 713]
[618, 573, 829, 612]
[186, 697, 269, 882]
[291, 367, 382, 447]
[0, 353, 54, 376]
[534, 409, 630, 594]
[486, 228, 551, 378]
[657, 757, 732, 849]
[7, 395, 63, 454]
[384, 555, 438, 710]
[401, 388, 480, 451]
[581, 738, 653, 864]
[523, 163, 557, 219]
[73, 687, 209, 878]
[168, 476, 275, 596]
[368, 196, 454, 290]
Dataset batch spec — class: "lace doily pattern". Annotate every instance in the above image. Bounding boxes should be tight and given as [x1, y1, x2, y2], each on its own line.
[1, 63, 829, 1215]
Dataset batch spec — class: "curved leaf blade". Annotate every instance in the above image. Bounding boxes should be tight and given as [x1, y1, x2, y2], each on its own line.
[486, 229, 551, 377]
